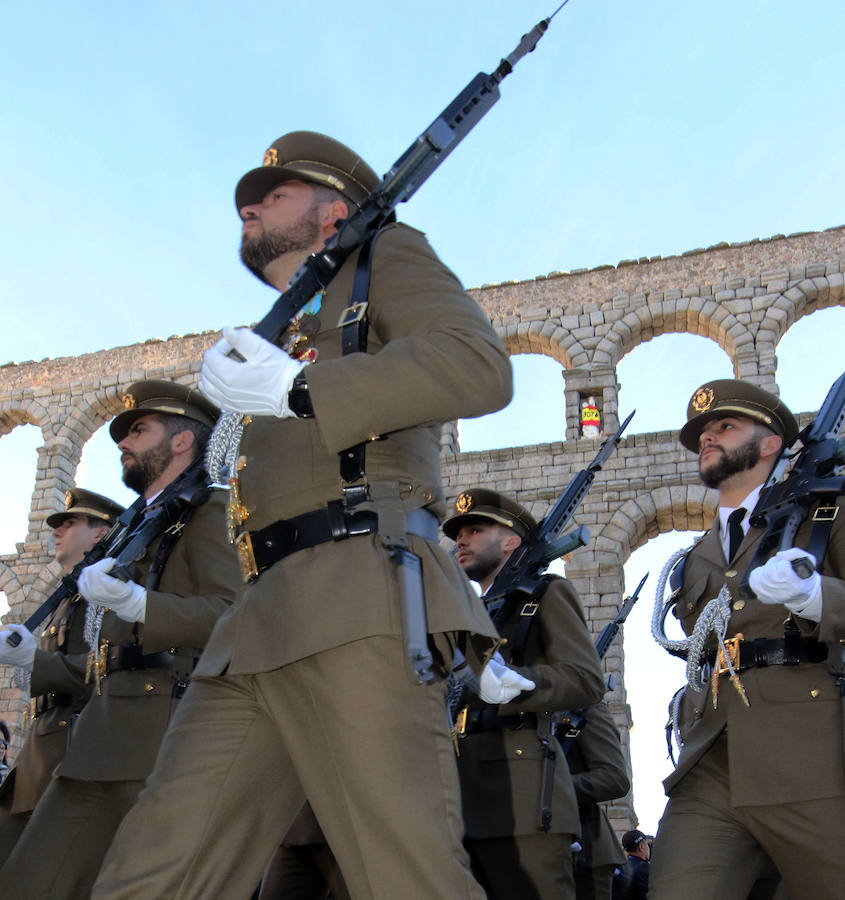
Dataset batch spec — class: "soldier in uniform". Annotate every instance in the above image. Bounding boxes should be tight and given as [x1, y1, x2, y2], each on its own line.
[649, 379, 845, 900]
[91, 131, 514, 900]
[0, 489, 124, 865]
[566, 701, 629, 900]
[444, 488, 606, 899]
[0, 381, 241, 899]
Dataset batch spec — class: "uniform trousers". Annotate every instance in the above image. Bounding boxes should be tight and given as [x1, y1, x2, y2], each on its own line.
[464, 832, 576, 900]
[93, 635, 485, 900]
[0, 801, 28, 869]
[574, 863, 614, 900]
[649, 734, 845, 900]
[258, 843, 351, 900]
[0, 777, 142, 899]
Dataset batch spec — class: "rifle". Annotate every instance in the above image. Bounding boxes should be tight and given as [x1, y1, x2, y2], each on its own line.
[739, 371, 845, 599]
[6, 461, 212, 648]
[232, 3, 571, 357]
[541, 572, 647, 830]
[486, 410, 635, 605]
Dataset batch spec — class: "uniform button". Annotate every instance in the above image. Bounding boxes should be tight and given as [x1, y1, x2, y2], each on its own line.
[687, 602, 695, 611]
[810, 689, 820, 699]
[515, 749, 523, 757]
[41, 630, 48, 638]
[49, 626, 57, 635]
[423, 489, 433, 502]
[236, 455, 247, 471]
[732, 600, 745, 611]
[144, 683, 154, 693]
[59, 720, 68, 727]
[725, 569, 737, 578]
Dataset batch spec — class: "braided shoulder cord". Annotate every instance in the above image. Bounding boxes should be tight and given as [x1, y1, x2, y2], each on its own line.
[651, 546, 736, 692]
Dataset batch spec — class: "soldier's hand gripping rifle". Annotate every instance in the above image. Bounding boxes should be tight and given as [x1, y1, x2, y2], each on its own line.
[739, 371, 845, 599]
[485, 411, 635, 607]
[229, 2, 572, 358]
[6, 461, 212, 648]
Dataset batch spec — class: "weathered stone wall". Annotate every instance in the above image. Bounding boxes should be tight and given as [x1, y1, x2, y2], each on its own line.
[2, 225, 843, 830]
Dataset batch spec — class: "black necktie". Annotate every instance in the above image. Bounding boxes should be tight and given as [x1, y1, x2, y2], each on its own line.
[728, 507, 746, 561]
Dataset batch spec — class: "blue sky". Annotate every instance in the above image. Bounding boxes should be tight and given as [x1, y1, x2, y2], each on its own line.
[2, 0, 845, 833]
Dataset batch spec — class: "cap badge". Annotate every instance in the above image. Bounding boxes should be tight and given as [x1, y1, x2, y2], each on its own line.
[263, 148, 279, 167]
[64, 490, 74, 510]
[122, 393, 136, 410]
[692, 387, 714, 413]
[455, 493, 473, 514]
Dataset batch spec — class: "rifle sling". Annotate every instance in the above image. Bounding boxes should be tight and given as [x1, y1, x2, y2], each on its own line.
[807, 494, 840, 570]
[491, 575, 554, 666]
[338, 230, 380, 485]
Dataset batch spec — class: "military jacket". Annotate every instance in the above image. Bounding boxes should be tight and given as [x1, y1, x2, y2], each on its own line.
[457, 576, 605, 837]
[0, 592, 91, 814]
[50, 491, 240, 782]
[196, 223, 511, 678]
[665, 496, 845, 807]
[567, 701, 628, 869]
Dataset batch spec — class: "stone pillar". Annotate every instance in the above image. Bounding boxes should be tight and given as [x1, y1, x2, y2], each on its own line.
[562, 366, 621, 442]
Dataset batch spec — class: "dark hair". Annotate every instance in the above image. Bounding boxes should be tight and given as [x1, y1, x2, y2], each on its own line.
[159, 414, 212, 460]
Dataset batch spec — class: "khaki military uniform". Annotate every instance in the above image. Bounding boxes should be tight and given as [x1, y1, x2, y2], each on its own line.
[458, 576, 605, 899]
[0, 491, 239, 900]
[650, 497, 845, 900]
[0, 592, 91, 865]
[567, 702, 629, 900]
[92, 222, 511, 900]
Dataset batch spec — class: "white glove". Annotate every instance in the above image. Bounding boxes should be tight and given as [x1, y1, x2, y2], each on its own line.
[199, 327, 305, 418]
[0, 625, 37, 671]
[479, 651, 536, 704]
[749, 548, 823, 622]
[78, 558, 147, 623]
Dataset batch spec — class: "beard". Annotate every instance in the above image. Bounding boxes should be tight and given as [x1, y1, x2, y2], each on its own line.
[122, 436, 174, 494]
[239, 206, 320, 281]
[460, 544, 506, 584]
[699, 435, 761, 488]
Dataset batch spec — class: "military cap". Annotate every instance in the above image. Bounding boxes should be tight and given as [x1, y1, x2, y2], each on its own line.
[109, 380, 220, 444]
[621, 829, 647, 853]
[46, 487, 125, 529]
[235, 131, 381, 211]
[679, 379, 798, 453]
[442, 488, 537, 541]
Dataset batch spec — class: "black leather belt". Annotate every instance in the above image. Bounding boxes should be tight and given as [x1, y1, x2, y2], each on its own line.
[105, 645, 181, 674]
[33, 692, 73, 717]
[705, 636, 827, 672]
[236, 504, 438, 583]
[466, 709, 538, 733]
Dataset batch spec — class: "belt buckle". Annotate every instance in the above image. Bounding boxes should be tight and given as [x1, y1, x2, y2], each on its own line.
[337, 302, 368, 328]
[235, 531, 259, 584]
[715, 634, 743, 677]
[813, 505, 838, 522]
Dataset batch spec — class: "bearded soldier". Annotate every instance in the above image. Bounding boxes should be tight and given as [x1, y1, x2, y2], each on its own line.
[0, 381, 241, 899]
[649, 380, 845, 900]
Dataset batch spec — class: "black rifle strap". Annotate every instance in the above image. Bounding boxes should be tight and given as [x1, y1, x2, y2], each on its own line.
[492, 575, 555, 667]
[806, 494, 840, 570]
[339, 230, 381, 486]
[145, 502, 200, 592]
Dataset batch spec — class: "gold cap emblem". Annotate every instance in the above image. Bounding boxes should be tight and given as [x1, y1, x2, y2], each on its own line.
[122, 392, 136, 410]
[455, 492, 473, 514]
[692, 387, 714, 412]
[64, 490, 73, 510]
[263, 148, 279, 167]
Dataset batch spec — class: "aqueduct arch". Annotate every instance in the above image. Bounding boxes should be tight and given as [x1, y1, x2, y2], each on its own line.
[1, 225, 844, 828]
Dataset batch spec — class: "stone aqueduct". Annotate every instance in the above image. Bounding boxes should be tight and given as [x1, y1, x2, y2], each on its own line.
[2, 225, 844, 828]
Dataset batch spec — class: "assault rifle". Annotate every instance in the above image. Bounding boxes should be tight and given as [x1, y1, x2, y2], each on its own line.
[234, 3, 570, 355]
[739, 371, 845, 599]
[539, 572, 647, 831]
[6, 461, 212, 648]
[486, 411, 635, 605]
